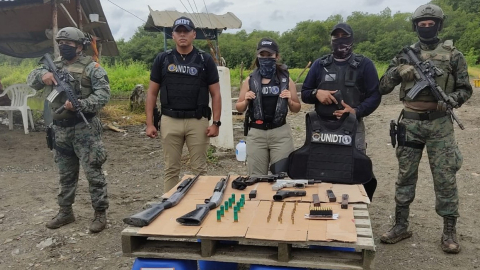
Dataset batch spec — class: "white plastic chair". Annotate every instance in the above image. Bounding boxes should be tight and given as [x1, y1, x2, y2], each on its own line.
[0, 84, 36, 134]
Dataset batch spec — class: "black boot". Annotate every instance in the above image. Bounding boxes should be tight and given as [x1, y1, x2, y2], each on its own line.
[441, 217, 460, 254]
[46, 206, 75, 229]
[380, 206, 413, 244]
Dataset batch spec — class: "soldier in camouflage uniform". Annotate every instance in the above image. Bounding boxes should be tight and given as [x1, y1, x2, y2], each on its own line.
[378, 4, 472, 253]
[27, 27, 110, 233]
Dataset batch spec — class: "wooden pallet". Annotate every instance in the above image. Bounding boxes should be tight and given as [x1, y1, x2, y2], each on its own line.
[122, 203, 375, 270]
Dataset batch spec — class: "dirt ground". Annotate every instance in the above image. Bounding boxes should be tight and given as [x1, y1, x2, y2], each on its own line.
[1, 85, 480, 270]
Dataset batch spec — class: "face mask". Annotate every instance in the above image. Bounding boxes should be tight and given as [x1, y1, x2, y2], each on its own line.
[59, 44, 78, 61]
[258, 58, 276, 79]
[331, 36, 354, 59]
[416, 24, 440, 44]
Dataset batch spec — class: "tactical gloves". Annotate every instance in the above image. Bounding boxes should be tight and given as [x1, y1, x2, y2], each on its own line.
[397, 64, 418, 81]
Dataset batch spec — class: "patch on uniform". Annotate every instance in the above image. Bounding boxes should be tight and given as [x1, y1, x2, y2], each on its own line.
[168, 64, 177, 72]
[342, 135, 352, 145]
[312, 132, 321, 142]
[325, 73, 336, 81]
[188, 66, 198, 75]
[281, 78, 287, 83]
[271, 86, 280, 95]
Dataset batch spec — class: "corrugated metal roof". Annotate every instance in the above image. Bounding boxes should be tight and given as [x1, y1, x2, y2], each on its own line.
[145, 7, 242, 31]
[0, 0, 118, 58]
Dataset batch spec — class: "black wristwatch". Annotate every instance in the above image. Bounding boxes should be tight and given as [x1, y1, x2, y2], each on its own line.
[213, 120, 222, 127]
[311, 89, 318, 99]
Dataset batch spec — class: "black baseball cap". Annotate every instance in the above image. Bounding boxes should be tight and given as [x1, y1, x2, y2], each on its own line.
[330, 23, 353, 36]
[256, 38, 279, 54]
[172, 16, 195, 31]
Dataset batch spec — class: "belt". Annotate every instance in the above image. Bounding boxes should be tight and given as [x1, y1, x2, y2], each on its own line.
[53, 113, 95, 127]
[161, 108, 199, 119]
[402, 110, 447, 121]
[249, 121, 286, 130]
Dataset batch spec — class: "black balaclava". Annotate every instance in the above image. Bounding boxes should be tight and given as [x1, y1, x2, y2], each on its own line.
[59, 44, 78, 61]
[332, 35, 354, 60]
[415, 19, 441, 44]
[258, 58, 277, 79]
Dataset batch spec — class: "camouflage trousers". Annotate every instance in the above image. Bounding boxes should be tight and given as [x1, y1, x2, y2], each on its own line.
[53, 117, 109, 211]
[395, 115, 462, 217]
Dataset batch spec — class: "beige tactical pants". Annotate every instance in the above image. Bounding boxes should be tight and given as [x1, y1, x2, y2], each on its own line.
[160, 115, 209, 193]
[246, 123, 295, 175]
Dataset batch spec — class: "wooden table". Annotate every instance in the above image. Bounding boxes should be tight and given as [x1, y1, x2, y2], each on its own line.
[121, 203, 375, 270]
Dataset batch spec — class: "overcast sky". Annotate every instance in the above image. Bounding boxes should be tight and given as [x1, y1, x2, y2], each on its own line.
[99, 0, 426, 41]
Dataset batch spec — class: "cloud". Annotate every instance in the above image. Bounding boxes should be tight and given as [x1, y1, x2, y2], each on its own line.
[202, 0, 234, 13]
[269, 10, 284, 21]
[364, 0, 385, 6]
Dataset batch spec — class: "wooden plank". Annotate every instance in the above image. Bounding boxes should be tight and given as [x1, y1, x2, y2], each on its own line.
[362, 249, 376, 270]
[353, 204, 368, 210]
[201, 239, 217, 257]
[59, 3, 77, 28]
[121, 233, 147, 255]
[355, 218, 372, 228]
[355, 227, 373, 238]
[278, 243, 291, 262]
[354, 209, 370, 219]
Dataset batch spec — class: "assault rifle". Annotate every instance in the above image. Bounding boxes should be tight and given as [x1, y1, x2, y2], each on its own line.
[176, 175, 229, 226]
[400, 47, 464, 130]
[231, 173, 287, 190]
[41, 53, 91, 128]
[271, 179, 322, 191]
[123, 173, 201, 227]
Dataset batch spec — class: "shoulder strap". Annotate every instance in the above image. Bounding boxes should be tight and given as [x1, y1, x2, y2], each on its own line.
[319, 54, 333, 66]
[348, 53, 364, 69]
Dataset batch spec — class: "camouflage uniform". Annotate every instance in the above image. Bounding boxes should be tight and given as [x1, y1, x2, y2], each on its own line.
[27, 55, 110, 212]
[380, 41, 471, 217]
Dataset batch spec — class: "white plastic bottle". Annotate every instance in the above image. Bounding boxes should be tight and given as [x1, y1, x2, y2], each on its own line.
[235, 140, 247, 161]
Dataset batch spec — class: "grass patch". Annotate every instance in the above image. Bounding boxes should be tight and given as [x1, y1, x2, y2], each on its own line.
[207, 145, 219, 164]
[100, 103, 146, 126]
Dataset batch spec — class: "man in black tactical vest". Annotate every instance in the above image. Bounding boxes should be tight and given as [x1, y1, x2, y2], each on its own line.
[300, 23, 381, 200]
[145, 16, 222, 193]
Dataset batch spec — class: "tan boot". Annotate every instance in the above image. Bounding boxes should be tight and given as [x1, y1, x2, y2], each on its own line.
[89, 210, 107, 233]
[46, 206, 75, 229]
[441, 217, 460, 254]
[380, 206, 413, 244]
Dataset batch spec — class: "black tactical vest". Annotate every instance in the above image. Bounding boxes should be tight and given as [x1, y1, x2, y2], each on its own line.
[316, 54, 365, 117]
[248, 68, 289, 125]
[160, 49, 209, 114]
[287, 112, 372, 184]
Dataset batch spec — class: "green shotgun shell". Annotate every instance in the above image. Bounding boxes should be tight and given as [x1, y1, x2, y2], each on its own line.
[241, 194, 245, 200]
[220, 205, 225, 216]
[224, 201, 229, 211]
[217, 210, 221, 221]
[232, 194, 236, 202]
[234, 209, 238, 222]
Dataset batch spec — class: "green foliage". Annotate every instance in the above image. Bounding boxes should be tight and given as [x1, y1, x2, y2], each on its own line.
[0, 61, 36, 87]
[103, 61, 150, 94]
[206, 145, 219, 164]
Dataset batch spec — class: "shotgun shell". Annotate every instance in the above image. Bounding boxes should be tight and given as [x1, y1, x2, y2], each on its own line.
[224, 201, 229, 211]
[220, 205, 225, 216]
[217, 210, 221, 221]
[232, 193, 236, 202]
[234, 209, 238, 222]
[241, 194, 245, 200]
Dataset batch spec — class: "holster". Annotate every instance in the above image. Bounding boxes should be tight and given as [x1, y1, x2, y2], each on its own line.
[153, 106, 162, 131]
[244, 109, 251, 136]
[396, 122, 406, 146]
[46, 124, 55, 150]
